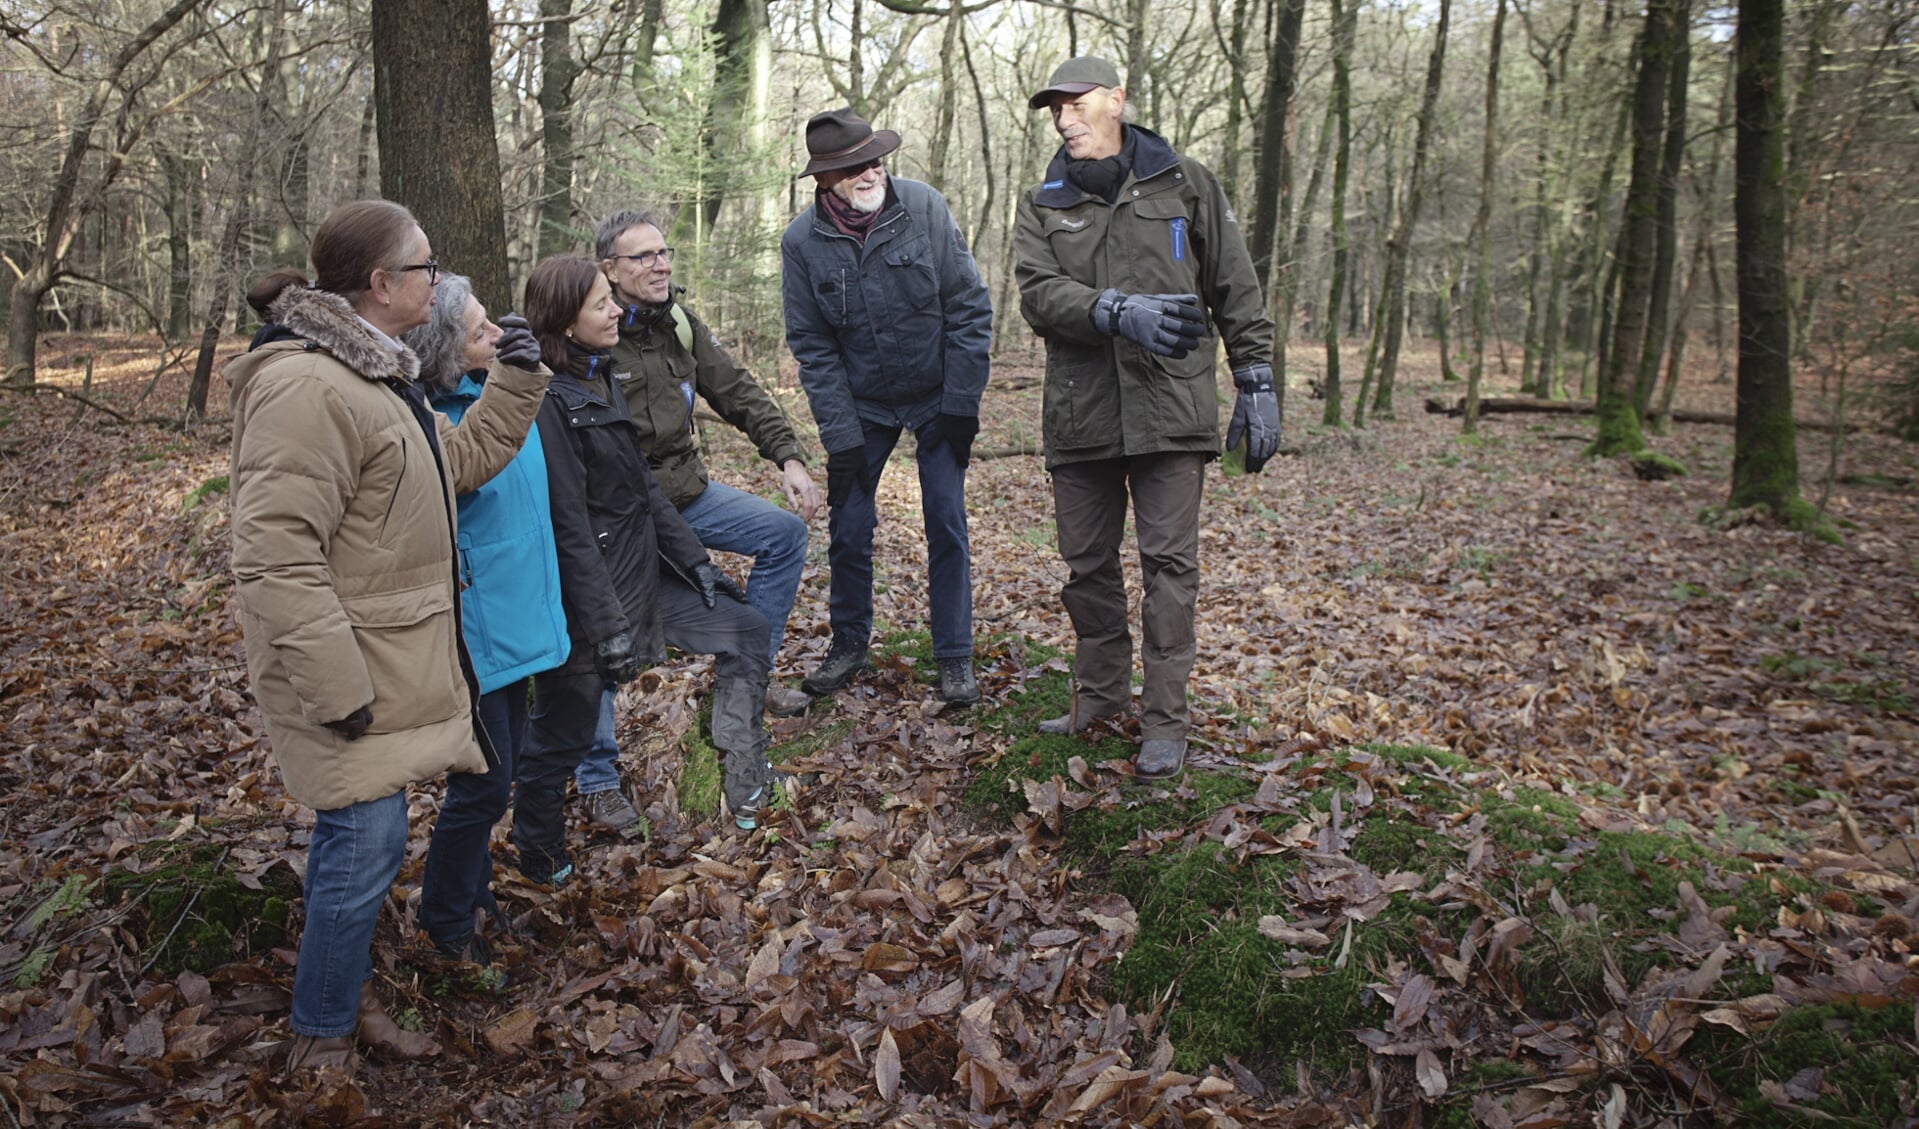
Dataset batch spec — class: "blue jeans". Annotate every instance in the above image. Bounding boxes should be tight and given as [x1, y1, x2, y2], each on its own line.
[677, 480, 808, 665]
[290, 789, 409, 1037]
[828, 419, 973, 659]
[418, 682, 526, 949]
[572, 686, 622, 797]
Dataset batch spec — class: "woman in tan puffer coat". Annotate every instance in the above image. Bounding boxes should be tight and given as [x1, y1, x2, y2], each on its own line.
[225, 200, 549, 1076]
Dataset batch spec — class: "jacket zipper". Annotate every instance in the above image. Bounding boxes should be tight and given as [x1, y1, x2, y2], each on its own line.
[378, 436, 407, 541]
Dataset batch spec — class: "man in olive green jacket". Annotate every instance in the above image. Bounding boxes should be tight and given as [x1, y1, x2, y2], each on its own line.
[1015, 56, 1281, 778]
[571, 210, 821, 834]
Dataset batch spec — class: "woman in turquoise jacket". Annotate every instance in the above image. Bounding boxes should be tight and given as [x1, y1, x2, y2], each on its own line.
[409, 274, 570, 964]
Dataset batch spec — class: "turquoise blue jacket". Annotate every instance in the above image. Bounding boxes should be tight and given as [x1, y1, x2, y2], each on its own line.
[434, 373, 570, 693]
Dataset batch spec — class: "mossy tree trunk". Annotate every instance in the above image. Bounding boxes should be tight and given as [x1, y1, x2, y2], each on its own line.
[1729, 0, 1801, 513]
[1589, 0, 1680, 458]
[1632, 0, 1691, 418]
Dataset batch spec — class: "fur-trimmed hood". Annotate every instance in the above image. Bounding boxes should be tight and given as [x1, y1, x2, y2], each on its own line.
[231, 286, 422, 395]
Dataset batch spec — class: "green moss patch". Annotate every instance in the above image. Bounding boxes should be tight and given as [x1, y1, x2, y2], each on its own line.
[102, 844, 300, 976]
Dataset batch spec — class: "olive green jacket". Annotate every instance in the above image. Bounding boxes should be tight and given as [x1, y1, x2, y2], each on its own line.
[607, 300, 803, 509]
[1015, 125, 1274, 469]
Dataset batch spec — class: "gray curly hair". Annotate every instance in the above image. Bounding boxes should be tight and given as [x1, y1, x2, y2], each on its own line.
[400, 273, 477, 393]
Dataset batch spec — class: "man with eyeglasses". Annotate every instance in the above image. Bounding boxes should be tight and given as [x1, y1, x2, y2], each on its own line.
[779, 108, 993, 708]
[568, 210, 819, 836]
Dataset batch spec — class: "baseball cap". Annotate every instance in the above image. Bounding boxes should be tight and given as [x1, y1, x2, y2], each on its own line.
[1027, 56, 1123, 109]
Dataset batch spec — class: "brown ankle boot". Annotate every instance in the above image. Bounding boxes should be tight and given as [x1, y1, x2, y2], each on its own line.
[287, 1033, 355, 1075]
[355, 982, 441, 1059]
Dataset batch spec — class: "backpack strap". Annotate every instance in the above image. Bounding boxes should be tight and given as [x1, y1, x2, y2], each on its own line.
[669, 303, 694, 355]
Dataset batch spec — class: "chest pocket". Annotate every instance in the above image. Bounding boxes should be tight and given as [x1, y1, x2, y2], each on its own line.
[880, 233, 939, 304]
[1042, 208, 1105, 283]
[1128, 197, 1200, 293]
[811, 264, 860, 330]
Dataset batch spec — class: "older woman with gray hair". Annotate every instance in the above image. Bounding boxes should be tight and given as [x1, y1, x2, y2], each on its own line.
[405, 274, 570, 966]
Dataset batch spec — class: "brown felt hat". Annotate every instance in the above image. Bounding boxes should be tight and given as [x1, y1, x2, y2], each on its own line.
[797, 108, 902, 179]
[1027, 56, 1123, 109]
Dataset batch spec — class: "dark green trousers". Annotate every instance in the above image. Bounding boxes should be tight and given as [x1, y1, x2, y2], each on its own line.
[1050, 452, 1206, 741]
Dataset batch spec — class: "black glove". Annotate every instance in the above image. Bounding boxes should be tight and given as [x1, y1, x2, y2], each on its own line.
[1092, 289, 1205, 358]
[1225, 362, 1281, 473]
[495, 314, 543, 370]
[826, 448, 866, 508]
[323, 705, 372, 742]
[934, 413, 978, 466]
[594, 632, 640, 685]
[692, 561, 746, 609]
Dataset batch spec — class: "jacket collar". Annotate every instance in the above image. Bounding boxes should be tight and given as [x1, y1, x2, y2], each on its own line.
[619, 300, 672, 341]
[546, 359, 616, 410]
[263, 286, 421, 384]
[1033, 124, 1181, 210]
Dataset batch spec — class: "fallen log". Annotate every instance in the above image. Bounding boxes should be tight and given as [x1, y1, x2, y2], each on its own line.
[1423, 396, 1863, 435]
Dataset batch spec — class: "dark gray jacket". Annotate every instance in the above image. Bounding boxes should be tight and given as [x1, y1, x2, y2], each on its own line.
[780, 177, 993, 455]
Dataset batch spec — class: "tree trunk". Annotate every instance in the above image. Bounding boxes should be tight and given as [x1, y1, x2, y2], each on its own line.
[160, 150, 193, 340]
[928, 4, 964, 189]
[1320, 0, 1356, 428]
[1729, 0, 1800, 514]
[1249, 0, 1309, 294]
[373, 0, 511, 314]
[1633, 0, 1690, 417]
[1464, 0, 1507, 435]
[1361, 0, 1450, 424]
[189, 0, 286, 421]
[698, 0, 770, 232]
[536, 0, 582, 258]
[1589, 0, 1679, 457]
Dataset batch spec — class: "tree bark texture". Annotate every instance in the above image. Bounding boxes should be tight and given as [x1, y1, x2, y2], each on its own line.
[1633, 0, 1690, 417]
[1730, 0, 1800, 512]
[1589, 0, 1679, 457]
[1249, 0, 1309, 294]
[373, 0, 511, 314]
[1320, 0, 1356, 428]
[536, 0, 583, 258]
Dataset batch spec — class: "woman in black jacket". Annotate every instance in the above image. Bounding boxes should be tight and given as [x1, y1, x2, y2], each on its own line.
[517, 257, 788, 874]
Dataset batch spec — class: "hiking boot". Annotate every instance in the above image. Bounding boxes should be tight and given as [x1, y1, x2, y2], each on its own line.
[1135, 738, 1187, 778]
[581, 788, 641, 837]
[937, 657, 979, 705]
[801, 635, 869, 696]
[287, 1033, 355, 1075]
[722, 745, 799, 831]
[1038, 702, 1126, 735]
[765, 685, 813, 717]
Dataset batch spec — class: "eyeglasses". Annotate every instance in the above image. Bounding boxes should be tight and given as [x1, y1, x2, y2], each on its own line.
[392, 258, 440, 285]
[846, 159, 882, 175]
[609, 247, 676, 270]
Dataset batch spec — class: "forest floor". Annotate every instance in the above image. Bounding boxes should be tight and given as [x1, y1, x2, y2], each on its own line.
[1, 333, 1916, 1127]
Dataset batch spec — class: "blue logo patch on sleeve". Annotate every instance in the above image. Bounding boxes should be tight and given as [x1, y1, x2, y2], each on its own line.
[681, 381, 695, 430]
[1170, 217, 1186, 262]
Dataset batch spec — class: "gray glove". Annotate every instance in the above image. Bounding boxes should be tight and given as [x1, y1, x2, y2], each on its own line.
[496, 314, 543, 370]
[692, 561, 746, 609]
[1092, 289, 1205, 358]
[1225, 363, 1281, 473]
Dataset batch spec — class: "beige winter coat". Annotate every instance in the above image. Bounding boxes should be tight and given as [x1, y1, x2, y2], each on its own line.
[225, 287, 547, 811]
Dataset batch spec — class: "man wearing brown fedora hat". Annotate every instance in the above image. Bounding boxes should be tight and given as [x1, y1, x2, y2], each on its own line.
[1014, 57, 1280, 779]
[780, 108, 994, 707]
